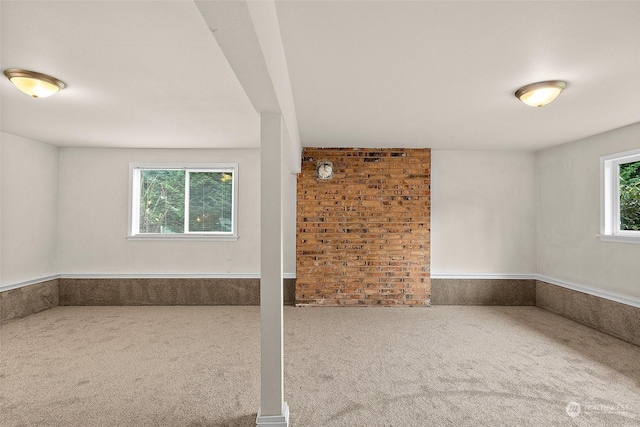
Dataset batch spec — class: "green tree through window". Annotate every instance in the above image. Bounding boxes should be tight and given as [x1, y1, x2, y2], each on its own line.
[189, 172, 233, 232]
[136, 167, 235, 235]
[620, 160, 640, 231]
[140, 170, 185, 233]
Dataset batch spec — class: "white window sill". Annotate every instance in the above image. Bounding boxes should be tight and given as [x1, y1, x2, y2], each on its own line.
[597, 234, 640, 244]
[127, 234, 239, 242]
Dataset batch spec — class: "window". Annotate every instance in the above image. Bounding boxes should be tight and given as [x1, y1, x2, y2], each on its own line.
[129, 164, 238, 240]
[600, 149, 640, 243]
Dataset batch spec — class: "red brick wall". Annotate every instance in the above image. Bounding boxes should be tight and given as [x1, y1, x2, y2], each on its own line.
[296, 148, 431, 306]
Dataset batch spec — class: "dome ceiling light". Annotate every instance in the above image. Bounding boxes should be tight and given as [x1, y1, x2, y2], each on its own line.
[515, 80, 567, 107]
[3, 68, 66, 98]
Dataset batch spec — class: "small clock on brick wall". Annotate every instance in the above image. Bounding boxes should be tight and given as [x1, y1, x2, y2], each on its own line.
[316, 161, 334, 180]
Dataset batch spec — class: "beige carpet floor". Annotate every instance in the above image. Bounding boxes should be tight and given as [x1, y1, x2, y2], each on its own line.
[0, 306, 638, 427]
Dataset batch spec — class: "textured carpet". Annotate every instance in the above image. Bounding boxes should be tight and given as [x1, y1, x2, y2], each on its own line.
[1, 306, 638, 426]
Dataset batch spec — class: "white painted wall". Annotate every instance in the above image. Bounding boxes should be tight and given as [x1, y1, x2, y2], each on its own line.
[0, 132, 60, 288]
[9, 122, 637, 300]
[537, 122, 640, 299]
[58, 147, 296, 276]
[0, 133, 2, 286]
[431, 151, 537, 275]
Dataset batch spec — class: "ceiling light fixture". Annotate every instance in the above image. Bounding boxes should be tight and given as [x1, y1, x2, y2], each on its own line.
[515, 80, 567, 107]
[3, 68, 66, 98]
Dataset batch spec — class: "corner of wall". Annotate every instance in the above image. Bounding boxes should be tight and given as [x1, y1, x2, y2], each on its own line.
[0, 133, 62, 288]
[534, 149, 541, 295]
[55, 146, 63, 281]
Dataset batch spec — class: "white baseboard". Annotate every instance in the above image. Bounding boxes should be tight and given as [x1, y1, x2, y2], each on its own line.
[61, 272, 296, 279]
[536, 274, 640, 308]
[0, 272, 297, 292]
[4, 272, 638, 309]
[430, 273, 536, 280]
[431, 272, 640, 309]
[0, 275, 60, 293]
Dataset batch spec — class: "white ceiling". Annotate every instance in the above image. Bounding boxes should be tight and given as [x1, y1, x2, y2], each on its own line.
[275, 0, 640, 150]
[0, 1, 259, 149]
[2, 1, 639, 151]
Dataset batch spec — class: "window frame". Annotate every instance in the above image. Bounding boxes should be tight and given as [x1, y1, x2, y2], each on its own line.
[600, 149, 640, 244]
[128, 163, 239, 241]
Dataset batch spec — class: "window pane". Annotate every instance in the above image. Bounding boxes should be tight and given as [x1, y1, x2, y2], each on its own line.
[620, 161, 640, 231]
[189, 172, 233, 232]
[139, 170, 185, 233]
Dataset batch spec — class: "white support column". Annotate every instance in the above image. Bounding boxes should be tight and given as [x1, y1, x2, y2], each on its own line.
[257, 112, 289, 427]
